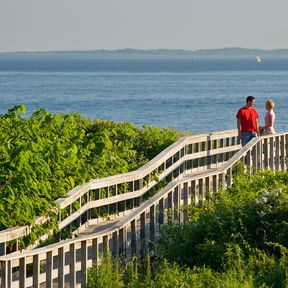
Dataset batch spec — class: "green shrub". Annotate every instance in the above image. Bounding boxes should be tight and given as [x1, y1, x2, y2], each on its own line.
[0, 105, 180, 247]
[155, 170, 288, 270]
[88, 252, 124, 288]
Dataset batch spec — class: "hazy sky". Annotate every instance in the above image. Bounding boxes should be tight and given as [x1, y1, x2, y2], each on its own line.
[0, 0, 287, 52]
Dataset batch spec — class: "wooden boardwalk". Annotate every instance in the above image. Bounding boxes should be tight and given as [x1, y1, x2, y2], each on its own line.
[1, 130, 287, 287]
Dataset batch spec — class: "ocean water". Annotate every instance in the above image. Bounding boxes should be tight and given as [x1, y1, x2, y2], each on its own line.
[0, 56, 288, 133]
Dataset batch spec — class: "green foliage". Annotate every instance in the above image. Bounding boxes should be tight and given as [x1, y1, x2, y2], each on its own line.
[136, 126, 179, 160]
[0, 105, 180, 248]
[150, 169, 288, 286]
[88, 170, 288, 287]
[88, 253, 257, 288]
[88, 252, 124, 288]
[143, 179, 168, 201]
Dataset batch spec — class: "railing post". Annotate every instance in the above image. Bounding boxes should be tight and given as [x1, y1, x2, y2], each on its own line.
[115, 185, 119, 214]
[226, 168, 233, 187]
[269, 137, 274, 170]
[252, 145, 257, 170]
[69, 244, 76, 288]
[275, 136, 280, 170]
[87, 191, 91, 220]
[183, 183, 188, 221]
[119, 227, 126, 257]
[19, 257, 26, 288]
[0, 261, 4, 288]
[69, 204, 73, 235]
[81, 240, 88, 288]
[33, 254, 40, 288]
[179, 184, 185, 222]
[1, 260, 12, 288]
[158, 199, 164, 226]
[139, 179, 144, 204]
[257, 139, 263, 169]
[58, 247, 65, 288]
[212, 174, 218, 194]
[47, 251, 53, 288]
[280, 135, 286, 170]
[140, 212, 146, 259]
[103, 235, 109, 256]
[199, 179, 204, 206]
[69, 244, 76, 287]
[112, 231, 119, 257]
[173, 186, 179, 222]
[221, 172, 226, 190]
[263, 138, 269, 168]
[7, 260, 12, 288]
[246, 150, 252, 174]
[205, 176, 213, 201]
[58, 211, 62, 242]
[150, 205, 155, 246]
[191, 180, 197, 206]
[131, 220, 137, 256]
[0, 243, 5, 256]
[92, 238, 99, 267]
[167, 191, 173, 224]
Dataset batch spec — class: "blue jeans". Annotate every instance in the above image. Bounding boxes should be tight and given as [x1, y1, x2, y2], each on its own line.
[241, 132, 257, 146]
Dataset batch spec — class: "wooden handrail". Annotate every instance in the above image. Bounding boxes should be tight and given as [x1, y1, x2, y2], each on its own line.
[0, 130, 240, 254]
[0, 132, 287, 288]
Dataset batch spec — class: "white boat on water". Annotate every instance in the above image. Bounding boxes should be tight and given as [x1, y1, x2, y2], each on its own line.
[256, 56, 262, 63]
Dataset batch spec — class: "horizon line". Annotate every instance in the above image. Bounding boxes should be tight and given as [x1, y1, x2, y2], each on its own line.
[1, 47, 288, 54]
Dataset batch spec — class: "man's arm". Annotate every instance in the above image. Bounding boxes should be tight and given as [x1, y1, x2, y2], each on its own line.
[237, 118, 242, 139]
[256, 119, 259, 135]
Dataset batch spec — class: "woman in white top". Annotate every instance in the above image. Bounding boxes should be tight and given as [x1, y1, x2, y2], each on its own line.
[263, 99, 275, 135]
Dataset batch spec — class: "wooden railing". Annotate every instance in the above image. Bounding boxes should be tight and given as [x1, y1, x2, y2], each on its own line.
[0, 132, 287, 287]
[0, 130, 241, 257]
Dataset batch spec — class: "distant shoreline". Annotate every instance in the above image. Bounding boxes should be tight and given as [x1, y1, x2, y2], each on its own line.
[0, 48, 288, 59]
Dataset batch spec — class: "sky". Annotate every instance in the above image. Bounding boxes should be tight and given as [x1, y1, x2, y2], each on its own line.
[0, 0, 288, 52]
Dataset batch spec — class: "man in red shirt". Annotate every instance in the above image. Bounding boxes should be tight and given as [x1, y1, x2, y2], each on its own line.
[236, 96, 259, 146]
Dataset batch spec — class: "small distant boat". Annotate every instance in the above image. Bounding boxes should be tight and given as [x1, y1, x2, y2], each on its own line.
[256, 56, 262, 63]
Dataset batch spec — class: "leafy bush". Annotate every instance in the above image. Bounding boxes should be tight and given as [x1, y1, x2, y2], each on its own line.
[155, 169, 288, 270]
[0, 105, 180, 237]
[136, 125, 179, 160]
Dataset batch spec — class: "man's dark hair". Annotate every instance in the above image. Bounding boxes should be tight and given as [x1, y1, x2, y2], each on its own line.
[246, 96, 255, 103]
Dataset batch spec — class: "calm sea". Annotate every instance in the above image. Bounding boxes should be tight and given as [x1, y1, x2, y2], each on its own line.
[0, 56, 288, 133]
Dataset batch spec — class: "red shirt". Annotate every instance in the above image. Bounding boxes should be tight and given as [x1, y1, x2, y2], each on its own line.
[236, 107, 258, 132]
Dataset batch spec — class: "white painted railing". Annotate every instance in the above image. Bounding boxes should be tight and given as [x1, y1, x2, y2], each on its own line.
[0, 130, 240, 256]
[0, 132, 287, 287]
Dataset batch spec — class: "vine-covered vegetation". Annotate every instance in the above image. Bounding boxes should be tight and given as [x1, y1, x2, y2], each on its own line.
[0, 105, 179, 231]
[88, 169, 288, 287]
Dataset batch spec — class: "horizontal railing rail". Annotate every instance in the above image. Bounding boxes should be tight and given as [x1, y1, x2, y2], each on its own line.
[0, 132, 287, 287]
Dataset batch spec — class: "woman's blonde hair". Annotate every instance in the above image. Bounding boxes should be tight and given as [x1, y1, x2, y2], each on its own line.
[266, 99, 275, 109]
